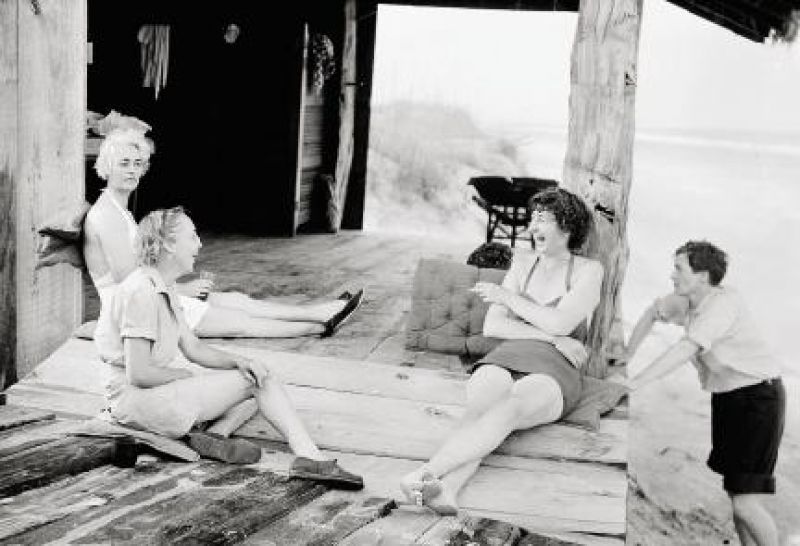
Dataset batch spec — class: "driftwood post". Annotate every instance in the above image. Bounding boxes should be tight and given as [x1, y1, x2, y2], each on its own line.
[332, 0, 357, 230]
[563, 0, 644, 378]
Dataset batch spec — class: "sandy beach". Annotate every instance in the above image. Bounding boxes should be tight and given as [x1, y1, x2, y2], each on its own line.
[366, 124, 800, 543]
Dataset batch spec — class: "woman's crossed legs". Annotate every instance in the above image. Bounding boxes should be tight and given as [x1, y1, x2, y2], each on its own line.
[400, 364, 563, 514]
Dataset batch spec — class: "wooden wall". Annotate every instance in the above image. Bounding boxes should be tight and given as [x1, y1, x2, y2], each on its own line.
[0, 0, 87, 382]
[297, 91, 326, 228]
[563, 0, 643, 377]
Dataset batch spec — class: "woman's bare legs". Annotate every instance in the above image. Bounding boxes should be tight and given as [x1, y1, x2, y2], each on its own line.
[176, 370, 324, 461]
[206, 398, 258, 436]
[194, 306, 325, 338]
[417, 365, 513, 512]
[400, 366, 563, 513]
[209, 291, 345, 323]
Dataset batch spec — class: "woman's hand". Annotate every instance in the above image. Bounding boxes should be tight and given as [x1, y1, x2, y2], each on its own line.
[471, 282, 511, 306]
[552, 336, 588, 369]
[177, 279, 214, 299]
[235, 357, 270, 388]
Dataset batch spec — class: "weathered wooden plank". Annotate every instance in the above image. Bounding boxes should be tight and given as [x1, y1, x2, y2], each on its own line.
[417, 515, 522, 546]
[0, 460, 203, 541]
[242, 492, 394, 545]
[338, 507, 440, 545]
[0, 436, 116, 498]
[17, 337, 469, 404]
[238, 387, 628, 465]
[418, 514, 623, 546]
[5, 383, 106, 418]
[5, 461, 228, 545]
[0, 419, 79, 458]
[8, 340, 627, 464]
[0, 405, 54, 431]
[74, 418, 200, 462]
[248, 447, 625, 535]
[74, 472, 327, 545]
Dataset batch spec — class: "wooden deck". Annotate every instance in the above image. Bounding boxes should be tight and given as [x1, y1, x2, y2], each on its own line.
[2, 230, 627, 545]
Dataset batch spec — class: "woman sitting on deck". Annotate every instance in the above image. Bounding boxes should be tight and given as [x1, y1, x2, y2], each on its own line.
[83, 128, 363, 339]
[400, 187, 604, 514]
[95, 206, 364, 489]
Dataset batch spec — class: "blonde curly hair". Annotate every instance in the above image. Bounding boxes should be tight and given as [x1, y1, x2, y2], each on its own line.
[135, 207, 186, 267]
[94, 128, 153, 181]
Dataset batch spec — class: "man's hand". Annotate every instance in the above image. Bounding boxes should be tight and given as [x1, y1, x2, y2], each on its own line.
[177, 279, 214, 299]
[552, 336, 588, 368]
[235, 357, 269, 388]
[471, 282, 511, 306]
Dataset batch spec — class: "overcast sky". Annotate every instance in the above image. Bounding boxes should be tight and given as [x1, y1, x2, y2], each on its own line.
[372, 0, 800, 133]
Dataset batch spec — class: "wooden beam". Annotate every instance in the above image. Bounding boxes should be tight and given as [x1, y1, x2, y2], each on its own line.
[342, 0, 378, 230]
[563, 0, 644, 377]
[333, 0, 358, 230]
[0, 0, 18, 390]
[0, 405, 54, 431]
[0, 436, 116, 498]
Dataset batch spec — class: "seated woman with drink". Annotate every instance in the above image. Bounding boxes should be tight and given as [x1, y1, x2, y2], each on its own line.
[94, 206, 363, 487]
[83, 128, 363, 340]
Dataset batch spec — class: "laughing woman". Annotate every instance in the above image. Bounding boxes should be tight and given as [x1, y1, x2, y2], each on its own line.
[399, 187, 604, 513]
[83, 128, 363, 340]
[94, 207, 363, 488]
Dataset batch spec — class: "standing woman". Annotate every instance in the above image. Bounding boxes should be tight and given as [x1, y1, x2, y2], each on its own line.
[399, 187, 604, 513]
[95, 206, 363, 488]
[83, 128, 362, 339]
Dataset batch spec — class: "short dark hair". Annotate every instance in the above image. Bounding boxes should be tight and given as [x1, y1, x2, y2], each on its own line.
[675, 240, 728, 286]
[529, 187, 593, 251]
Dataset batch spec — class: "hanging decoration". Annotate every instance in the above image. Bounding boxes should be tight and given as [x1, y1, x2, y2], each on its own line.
[138, 25, 170, 100]
[309, 33, 336, 95]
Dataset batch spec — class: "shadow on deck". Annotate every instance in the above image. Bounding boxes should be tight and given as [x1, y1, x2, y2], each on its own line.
[2, 230, 627, 545]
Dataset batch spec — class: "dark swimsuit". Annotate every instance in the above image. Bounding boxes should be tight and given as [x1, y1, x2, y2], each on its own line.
[474, 254, 586, 418]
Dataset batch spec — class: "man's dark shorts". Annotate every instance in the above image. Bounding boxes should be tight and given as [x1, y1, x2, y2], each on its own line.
[708, 377, 786, 494]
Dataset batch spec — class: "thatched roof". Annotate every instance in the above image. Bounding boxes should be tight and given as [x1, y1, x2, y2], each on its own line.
[381, 0, 799, 42]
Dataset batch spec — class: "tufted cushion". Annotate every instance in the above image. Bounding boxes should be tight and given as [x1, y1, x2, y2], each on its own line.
[405, 258, 506, 357]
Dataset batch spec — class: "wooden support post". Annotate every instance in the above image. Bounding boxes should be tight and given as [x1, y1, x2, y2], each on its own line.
[0, 0, 19, 391]
[333, 0, 358, 231]
[5, 0, 87, 381]
[563, 0, 644, 378]
[342, 0, 378, 230]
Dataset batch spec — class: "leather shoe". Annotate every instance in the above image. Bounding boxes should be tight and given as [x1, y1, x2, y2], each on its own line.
[186, 432, 262, 464]
[290, 457, 364, 490]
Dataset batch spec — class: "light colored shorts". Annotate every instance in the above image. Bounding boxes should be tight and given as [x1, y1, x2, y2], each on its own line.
[110, 382, 201, 438]
[179, 295, 211, 330]
[108, 368, 251, 438]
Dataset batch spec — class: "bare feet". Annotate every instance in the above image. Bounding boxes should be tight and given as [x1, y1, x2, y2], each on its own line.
[426, 484, 459, 516]
[400, 468, 442, 506]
